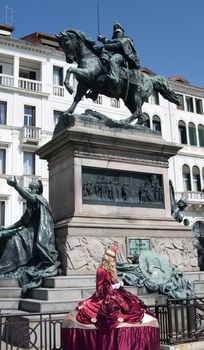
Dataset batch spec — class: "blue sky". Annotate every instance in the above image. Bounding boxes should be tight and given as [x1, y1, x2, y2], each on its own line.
[0, 0, 203, 88]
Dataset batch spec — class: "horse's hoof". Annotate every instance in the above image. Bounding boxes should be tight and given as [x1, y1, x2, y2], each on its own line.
[68, 88, 74, 95]
[65, 86, 74, 95]
[119, 119, 130, 125]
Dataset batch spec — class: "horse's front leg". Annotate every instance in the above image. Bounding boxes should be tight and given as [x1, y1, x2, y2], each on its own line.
[64, 83, 87, 116]
[121, 95, 144, 125]
[64, 68, 74, 94]
[64, 67, 91, 95]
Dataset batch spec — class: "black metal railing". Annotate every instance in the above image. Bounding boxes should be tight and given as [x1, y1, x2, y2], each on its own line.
[1, 297, 204, 349]
[155, 296, 204, 345]
[0, 311, 65, 350]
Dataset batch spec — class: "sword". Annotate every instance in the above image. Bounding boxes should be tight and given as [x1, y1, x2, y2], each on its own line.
[97, 0, 100, 36]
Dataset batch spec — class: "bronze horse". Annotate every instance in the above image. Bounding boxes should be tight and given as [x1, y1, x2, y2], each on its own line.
[57, 30, 179, 124]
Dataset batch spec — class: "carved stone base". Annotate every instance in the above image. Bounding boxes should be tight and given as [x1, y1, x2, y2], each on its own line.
[55, 234, 197, 274]
[37, 114, 198, 273]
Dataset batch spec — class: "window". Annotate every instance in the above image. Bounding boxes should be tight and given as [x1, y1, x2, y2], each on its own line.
[0, 149, 6, 174]
[178, 121, 187, 144]
[202, 168, 204, 190]
[188, 122, 197, 146]
[182, 164, 191, 191]
[193, 221, 204, 238]
[192, 166, 201, 191]
[110, 98, 120, 108]
[151, 90, 159, 105]
[24, 106, 35, 126]
[183, 219, 190, 226]
[152, 115, 161, 132]
[19, 70, 36, 80]
[53, 110, 63, 125]
[0, 101, 7, 125]
[186, 96, 194, 112]
[53, 66, 63, 86]
[0, 201, 5, 226]
[94, 95, 103, 104]
[177, 94, 184, 110]
[198, 124, 204, 147]
[23, 152, 35, 175]
[195, 99, 203, 114]
[143, 113, 150, 128]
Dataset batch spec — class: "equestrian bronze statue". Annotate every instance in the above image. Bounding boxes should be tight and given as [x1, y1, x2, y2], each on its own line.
[57, 23, 179, 125]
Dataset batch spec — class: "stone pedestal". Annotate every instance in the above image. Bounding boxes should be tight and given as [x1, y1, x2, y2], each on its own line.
[37, 115, 198, 274]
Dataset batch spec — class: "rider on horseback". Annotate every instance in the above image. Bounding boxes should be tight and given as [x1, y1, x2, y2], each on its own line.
[98, 22, 141, 92]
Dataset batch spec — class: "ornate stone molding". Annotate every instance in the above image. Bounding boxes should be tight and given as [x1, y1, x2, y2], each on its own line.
[169, 80, 204, 98]
[0, 37, 63, 58]
[56, 236, 126, 273]
[73, 150, 168, 168]
[151, 238, 198, 271]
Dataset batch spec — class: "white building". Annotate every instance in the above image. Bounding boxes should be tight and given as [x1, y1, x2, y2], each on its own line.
[0, 24, 204, 268]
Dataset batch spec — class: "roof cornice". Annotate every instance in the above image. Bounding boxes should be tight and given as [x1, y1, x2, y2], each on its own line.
[0, 35, 64, 58]
[169, 80, 204, 98]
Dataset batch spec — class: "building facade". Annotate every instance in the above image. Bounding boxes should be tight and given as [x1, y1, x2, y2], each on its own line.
[0, 25, 204, 267]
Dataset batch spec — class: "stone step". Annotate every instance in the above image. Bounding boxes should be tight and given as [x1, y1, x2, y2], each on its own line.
[42, 275, 96, 288]
[194, 281, 204, 295]
[19, 293, 164, 313]
[28, 285, 146, 301]
[160, 341, 204, 350]
[0, 309, 30, 316]
[28, 287, 95, 301]
[0, 287, 22, 299]
[19, 298, 80, 313]
[183, 271, 204, 282]
[0, 298, 19, 310]
[142, 294, 167, 306]
[0, 278, 20, 287]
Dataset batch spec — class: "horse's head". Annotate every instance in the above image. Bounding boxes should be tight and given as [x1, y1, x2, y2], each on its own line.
[57, 30, 97, 64]
[57, 31, 78, 64]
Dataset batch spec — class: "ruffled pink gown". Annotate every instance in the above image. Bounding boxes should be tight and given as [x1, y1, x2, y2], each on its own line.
[76, 266, 154, 332]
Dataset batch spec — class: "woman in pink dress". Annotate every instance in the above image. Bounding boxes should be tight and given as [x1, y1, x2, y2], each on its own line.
[76, 243, 154, 332]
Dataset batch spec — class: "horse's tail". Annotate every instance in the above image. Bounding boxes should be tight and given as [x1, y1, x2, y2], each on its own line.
[152, 76, 180, 105]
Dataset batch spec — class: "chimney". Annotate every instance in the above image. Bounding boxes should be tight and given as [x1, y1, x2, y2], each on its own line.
[0, 24, 15, 36]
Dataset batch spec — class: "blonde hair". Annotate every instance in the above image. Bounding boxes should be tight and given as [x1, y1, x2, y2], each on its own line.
[100, 253, 117, 282]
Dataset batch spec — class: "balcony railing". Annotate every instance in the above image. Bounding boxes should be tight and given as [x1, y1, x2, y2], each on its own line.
[0, 73, 14, 87]
[19, 175, 41, 188]
[20, 126, 41, 144]
[53, 85, 64, 97]
[176, 191, 204, 203]
[18, 78, 42, 92]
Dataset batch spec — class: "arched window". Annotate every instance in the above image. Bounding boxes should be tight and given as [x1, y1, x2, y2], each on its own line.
[143, 113, 150, 128]
[193, 221, 204, 237]
[183, 218, 190, 226]
[188, 122, 197, 146]
[182, 164, 191, 191]
[202, 168, 204, 190]
[152, 115, 161, 133]
[192, 166, 201, 191]
[198, 124, 204, 147]
[178, 121, 187, 144]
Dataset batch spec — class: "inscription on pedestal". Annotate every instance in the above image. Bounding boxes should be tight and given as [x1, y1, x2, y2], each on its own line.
[82, 167, 164, 208]
[127, 238, 150, 257]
